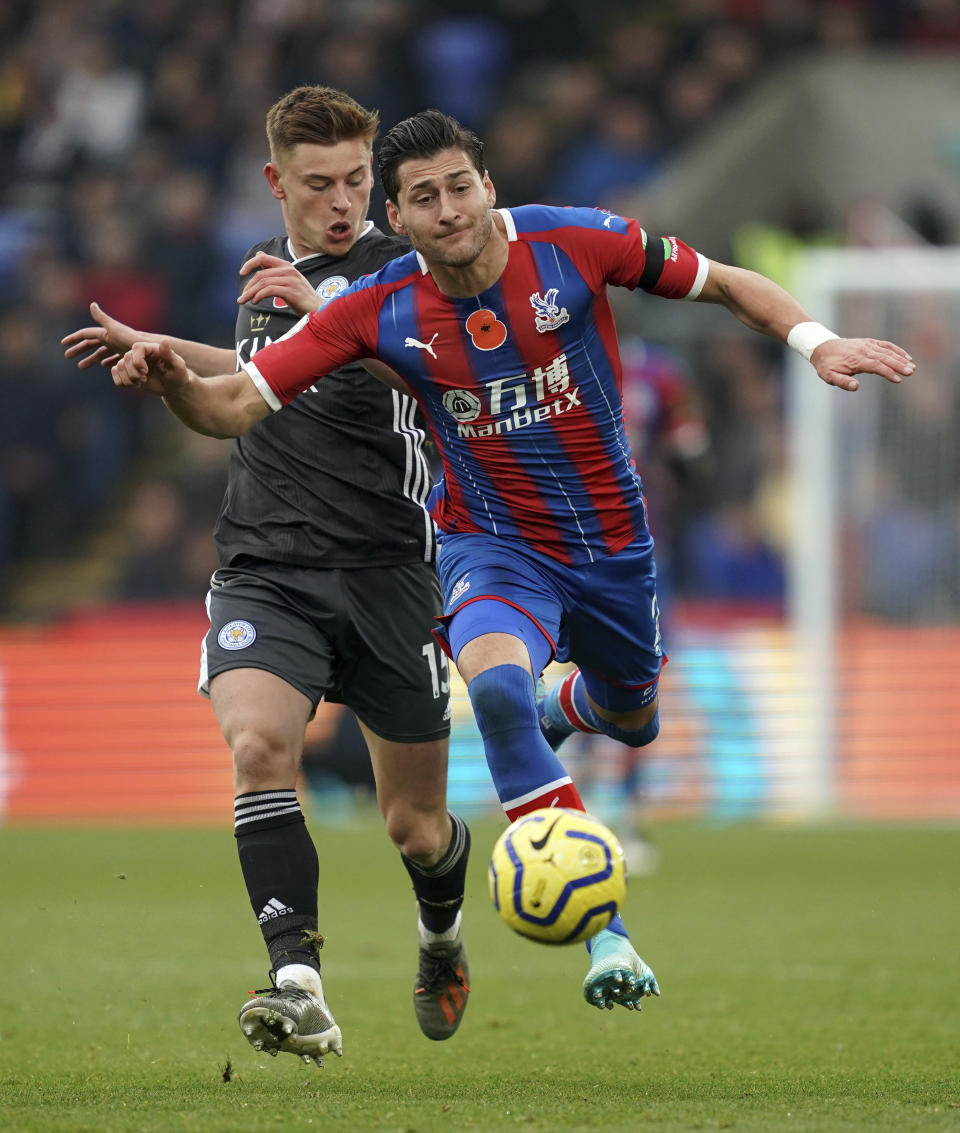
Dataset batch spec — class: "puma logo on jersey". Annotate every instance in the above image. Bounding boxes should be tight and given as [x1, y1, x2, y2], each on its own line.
[404, 332, 439, 359]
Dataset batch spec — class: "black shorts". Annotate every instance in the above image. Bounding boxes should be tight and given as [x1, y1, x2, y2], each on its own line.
[199, 559, 450, 743]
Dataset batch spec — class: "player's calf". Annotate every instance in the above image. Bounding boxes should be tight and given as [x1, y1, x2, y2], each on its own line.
[539, 669, 661, 750]
[594, 707, 660, 748]
[469, 665, 585, 819]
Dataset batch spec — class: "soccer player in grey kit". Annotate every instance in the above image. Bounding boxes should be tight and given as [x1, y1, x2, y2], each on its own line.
[64, 88, 471, 1064]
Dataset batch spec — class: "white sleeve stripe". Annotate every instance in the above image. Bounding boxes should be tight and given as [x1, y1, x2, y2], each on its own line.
[242, 360, 283, 412]
[500, 776, 573, 812]
[276, 313, 310, 342]
[683, 252, 710, 300]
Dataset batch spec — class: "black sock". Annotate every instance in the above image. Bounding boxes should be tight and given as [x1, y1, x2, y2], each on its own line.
[234, 790, 321, 974]
[401, 813, 471, 933]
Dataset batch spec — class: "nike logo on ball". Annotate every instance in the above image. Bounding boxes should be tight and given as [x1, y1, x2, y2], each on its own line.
[530, 815, 562, 851]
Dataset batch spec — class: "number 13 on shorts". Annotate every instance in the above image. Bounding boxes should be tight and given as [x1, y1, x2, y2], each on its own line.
[421, 641, 450, 700]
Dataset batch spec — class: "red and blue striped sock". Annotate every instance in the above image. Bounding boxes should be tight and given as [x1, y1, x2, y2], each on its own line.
[537, 669, 601, 751]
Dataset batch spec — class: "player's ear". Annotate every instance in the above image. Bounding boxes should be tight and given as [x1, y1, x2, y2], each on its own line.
[386, 200, 405, 234]
[483, 172, 496, 207]
[264, 162, 284, 200]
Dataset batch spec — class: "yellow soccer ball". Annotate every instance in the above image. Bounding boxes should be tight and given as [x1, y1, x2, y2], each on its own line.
[488, 808, 627, 945]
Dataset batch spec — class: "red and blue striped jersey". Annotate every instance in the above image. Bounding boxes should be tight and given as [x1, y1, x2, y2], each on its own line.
[246, 205, 708, 565]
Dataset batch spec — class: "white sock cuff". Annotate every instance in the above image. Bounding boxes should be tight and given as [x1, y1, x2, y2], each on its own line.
[274, 962, 325, 1002]
[418, 910, 462, 945]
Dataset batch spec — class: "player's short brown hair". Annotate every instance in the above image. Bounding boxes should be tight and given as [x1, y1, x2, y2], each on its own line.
[378, 109, 485, 202]
[266, 86, 380, 162]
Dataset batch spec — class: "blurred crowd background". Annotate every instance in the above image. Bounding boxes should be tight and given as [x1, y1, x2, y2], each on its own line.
[1, 0, 959, 617]
[2, 0, 959, 826]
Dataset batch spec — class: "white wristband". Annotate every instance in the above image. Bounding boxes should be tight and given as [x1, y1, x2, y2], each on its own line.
[786, 321, 839, 361]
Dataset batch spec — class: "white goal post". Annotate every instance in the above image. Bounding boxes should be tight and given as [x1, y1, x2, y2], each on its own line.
[787, 247, 960, 816]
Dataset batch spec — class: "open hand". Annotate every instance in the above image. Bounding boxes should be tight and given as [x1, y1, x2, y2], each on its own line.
[61, 302, 139, 369]
[811, 338, 915, 392]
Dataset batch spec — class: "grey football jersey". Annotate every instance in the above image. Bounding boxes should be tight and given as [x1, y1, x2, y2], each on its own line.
[213, 225, 437, 568]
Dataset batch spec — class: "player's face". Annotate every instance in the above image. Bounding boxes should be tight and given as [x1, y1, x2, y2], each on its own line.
[386, 149, 496, 269]
[265, 139, 373, 259]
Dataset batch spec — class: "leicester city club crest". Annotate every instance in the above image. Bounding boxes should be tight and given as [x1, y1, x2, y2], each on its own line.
[315, 275, 349, 307]
[218, 620, 257, 650]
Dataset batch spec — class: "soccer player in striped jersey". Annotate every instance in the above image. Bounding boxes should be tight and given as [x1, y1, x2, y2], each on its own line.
[109, 109, 915, 1015]
[63, 90, 472, 1063]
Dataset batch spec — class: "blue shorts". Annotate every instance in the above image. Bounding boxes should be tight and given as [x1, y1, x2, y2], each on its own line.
[434, 532, 666, 712]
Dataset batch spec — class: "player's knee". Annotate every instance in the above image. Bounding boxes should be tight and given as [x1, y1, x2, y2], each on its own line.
[597, 704, 660, 748]
[385, 804, 448, 864]
[232, 727, 300, 789]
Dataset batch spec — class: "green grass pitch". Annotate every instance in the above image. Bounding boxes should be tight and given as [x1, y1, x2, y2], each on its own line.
[1, 815, 957, 1131]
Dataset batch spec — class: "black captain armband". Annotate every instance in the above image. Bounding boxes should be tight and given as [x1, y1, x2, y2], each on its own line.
[638, 234, 667, 291]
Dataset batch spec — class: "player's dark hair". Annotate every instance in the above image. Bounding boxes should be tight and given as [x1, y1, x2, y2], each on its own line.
[378, 109, 485, 202]
[266, 86, 380, 161]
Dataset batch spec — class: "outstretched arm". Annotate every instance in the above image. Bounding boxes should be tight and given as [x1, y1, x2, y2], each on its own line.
[696, 260, 915, 392]
[62, 302, 236, 377]
[111, 341, 272, 438]
[63, 253, 321, 377]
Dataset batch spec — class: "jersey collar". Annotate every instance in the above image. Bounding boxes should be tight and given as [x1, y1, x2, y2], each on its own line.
[496, 207, 518, 241]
